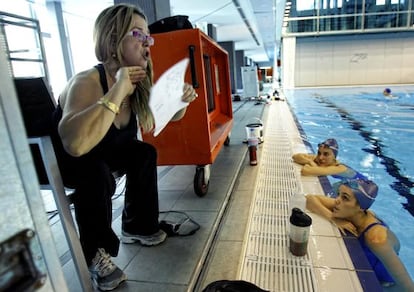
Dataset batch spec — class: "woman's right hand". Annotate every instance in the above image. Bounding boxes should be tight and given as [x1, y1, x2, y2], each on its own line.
[115, 66, 147, 95]
[332, 218, 358, 236]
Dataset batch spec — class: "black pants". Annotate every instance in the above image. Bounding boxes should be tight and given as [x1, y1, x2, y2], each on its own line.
[61, 139, 160, 265]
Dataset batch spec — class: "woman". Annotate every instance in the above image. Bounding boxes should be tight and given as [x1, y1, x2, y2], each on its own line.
[50, 4, 197, 291]
[292, 138, 366, 179]
[306, 179, 414, 291]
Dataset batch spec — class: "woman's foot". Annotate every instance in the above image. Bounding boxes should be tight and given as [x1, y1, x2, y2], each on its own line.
[88, 248, 127, 291]
[121, 229, 167, 246]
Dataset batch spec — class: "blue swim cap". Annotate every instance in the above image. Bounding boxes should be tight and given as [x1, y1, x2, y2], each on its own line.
[384, 88, 391, 94]
[318, 138, 339, 157]
[333, 179, 378, 210]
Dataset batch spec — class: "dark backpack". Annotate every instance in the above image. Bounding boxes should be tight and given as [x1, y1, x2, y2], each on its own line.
[149, 15, 193, 34]
[202, 280, 269, 292]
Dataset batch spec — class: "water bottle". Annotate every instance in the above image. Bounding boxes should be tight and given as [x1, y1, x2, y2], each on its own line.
[247, 137, 258, 166]
[288, 190, 306, 212]
[289, 208, 312, 256]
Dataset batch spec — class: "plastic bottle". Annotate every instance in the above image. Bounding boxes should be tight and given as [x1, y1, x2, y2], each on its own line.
[248, 137, 258, 166]
[289, 208, 312, 256]
[288, 190, 306, 212]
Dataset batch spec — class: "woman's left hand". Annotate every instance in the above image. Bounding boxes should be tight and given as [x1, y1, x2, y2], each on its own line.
[170, 83, 197, 121]
[181, 83, 197, 103]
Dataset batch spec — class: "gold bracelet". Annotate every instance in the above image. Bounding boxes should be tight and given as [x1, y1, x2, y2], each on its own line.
[97, 97, 119, 114]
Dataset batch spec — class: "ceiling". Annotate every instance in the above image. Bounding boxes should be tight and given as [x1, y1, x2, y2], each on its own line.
[55, 0, 286, 66]
[170, 0, 287, 65]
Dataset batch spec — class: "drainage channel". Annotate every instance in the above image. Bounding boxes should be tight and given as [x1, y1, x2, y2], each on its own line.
[238, 102, 318, 292]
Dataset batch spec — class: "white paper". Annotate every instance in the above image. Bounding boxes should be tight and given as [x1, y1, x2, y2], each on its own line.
[149, 58, 189, 136]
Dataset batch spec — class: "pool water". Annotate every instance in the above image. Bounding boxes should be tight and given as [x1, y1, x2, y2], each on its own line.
[285, 86, 414, 279]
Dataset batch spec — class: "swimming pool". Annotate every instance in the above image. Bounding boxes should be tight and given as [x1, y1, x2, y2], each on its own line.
[284, 86, 414, 279]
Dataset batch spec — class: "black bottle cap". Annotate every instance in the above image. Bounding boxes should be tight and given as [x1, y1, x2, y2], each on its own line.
[290, 207, 312, 227]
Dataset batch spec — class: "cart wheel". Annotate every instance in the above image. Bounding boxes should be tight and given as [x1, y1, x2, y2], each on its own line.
[224, 135, 230, 146]
[194, 165, 210, 197]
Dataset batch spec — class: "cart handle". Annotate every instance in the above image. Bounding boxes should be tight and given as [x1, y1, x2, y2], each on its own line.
[188, 45, 199, 88]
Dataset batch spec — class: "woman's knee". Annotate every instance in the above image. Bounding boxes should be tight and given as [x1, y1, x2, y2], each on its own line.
[144, 142, 157, 160]
[70, 162, 116, 196]
[133, 141, 157, 163]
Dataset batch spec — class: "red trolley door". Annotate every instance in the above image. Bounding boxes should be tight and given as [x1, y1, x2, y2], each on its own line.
[142, 28, 233, 196]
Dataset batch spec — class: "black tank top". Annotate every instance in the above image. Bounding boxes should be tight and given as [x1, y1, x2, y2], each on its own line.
[50, 64, 137, 161]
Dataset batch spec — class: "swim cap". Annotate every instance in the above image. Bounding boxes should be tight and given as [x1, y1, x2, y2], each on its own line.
[318, 138, 339, 157]
[333, 179, 378, 210]
[384, 88, 391, 94]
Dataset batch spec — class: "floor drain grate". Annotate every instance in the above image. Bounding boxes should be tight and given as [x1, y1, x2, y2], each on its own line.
[239, 103, 317, 292]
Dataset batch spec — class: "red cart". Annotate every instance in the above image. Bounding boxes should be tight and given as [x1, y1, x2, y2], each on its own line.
[142, 28, 233, 196]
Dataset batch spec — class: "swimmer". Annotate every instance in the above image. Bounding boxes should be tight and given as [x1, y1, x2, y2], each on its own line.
[292, 138, 366, 179]
[383, 88, 392, 96]
[383, 88, 398, 100]
[306, 179, 414, 290]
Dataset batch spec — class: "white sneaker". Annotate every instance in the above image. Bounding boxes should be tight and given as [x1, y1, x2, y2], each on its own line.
[121, 230, 167, 246]
[88, 248, 127, 291]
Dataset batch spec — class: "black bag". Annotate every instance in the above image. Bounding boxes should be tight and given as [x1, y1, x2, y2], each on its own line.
[149, 15, 193, 34]
[159, 211, 200, 236]
[202, 280, 269, 292]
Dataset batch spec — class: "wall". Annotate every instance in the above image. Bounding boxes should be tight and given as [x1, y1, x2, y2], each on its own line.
[122, 0, 171, 24]
[283, 32, 414, 88]
[235, 50, 245, 91]
[218, 41, 236, 94]
[282, 37, 296, 89]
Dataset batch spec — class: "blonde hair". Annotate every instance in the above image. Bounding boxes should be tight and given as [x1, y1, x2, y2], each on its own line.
[93, 4, 154, 133]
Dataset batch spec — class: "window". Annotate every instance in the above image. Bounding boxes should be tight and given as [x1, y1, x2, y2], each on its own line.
[297, 0, 316, 11]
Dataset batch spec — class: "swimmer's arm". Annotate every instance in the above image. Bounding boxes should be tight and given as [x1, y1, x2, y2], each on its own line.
[305, 195, 336, 219]
[301, 164, 348, 176]
[365, 228, 414, 291]
[292, 153, 317, 166]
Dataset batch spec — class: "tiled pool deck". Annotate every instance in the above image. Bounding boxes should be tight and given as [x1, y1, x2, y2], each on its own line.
[46, 88, 383, 291]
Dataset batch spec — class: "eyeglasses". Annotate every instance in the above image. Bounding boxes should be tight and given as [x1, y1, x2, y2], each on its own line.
[126, 29, 154, 46]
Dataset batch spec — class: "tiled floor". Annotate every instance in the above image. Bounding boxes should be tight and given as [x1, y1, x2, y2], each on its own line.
[44, 87, 384, 292]
[44, 93, 268, 292]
